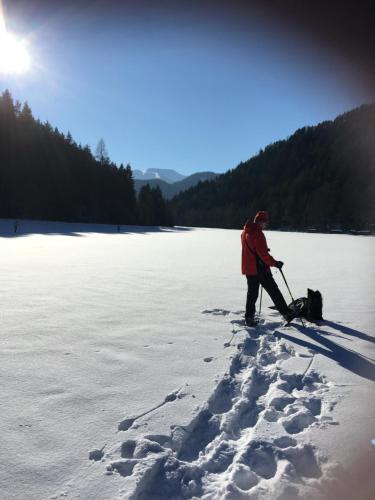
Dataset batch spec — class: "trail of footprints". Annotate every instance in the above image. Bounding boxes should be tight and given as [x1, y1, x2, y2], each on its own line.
[91, 321, 338, 499]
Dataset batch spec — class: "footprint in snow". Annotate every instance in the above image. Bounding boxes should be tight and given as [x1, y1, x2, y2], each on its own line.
[273, 436, 297, 448]
[89, 447, 105, 461]
[107, 460, 136, 477]
[100, 323, 333, 499]
[118, 418, 136, 431]
[202, 308, 230, 316]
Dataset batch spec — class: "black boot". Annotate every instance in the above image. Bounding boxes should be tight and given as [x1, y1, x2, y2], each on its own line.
[245, 316, 259, 327]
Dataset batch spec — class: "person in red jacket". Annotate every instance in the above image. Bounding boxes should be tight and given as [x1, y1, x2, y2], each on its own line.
[241, 210, 294, 326]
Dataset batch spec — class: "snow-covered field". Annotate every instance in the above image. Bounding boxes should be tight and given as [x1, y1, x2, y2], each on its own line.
[0, 220, 374, 500]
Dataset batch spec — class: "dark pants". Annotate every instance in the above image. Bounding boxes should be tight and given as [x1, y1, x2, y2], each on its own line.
[246, 272, 289, 319]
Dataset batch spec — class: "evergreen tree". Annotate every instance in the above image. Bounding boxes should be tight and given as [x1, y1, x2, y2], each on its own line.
[138, 185, 173, 226]
[95, 138, 109, 165]
[19, 102, 33, 122]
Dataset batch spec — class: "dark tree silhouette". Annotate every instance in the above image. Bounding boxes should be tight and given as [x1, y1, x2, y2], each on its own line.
[0, 90, 173, 226]
[138, 184, 173, 226]
[170, 104, 375, 231]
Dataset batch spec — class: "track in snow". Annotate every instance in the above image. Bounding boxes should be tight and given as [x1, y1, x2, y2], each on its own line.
[89, 312, 339, 499]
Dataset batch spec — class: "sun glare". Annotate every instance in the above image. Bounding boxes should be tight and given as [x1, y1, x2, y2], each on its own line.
[0, 31, 31, 74]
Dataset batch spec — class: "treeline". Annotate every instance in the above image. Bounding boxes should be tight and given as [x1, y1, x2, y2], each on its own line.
[2, 89, 374, 231]
[170, 104, 375, 231]
[0, 90, 173, 226]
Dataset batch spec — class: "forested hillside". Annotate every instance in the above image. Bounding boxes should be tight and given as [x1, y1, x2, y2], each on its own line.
[171, 104, 375, 231]
[0, 90, 172, 225]
[2, 90, 373, 231]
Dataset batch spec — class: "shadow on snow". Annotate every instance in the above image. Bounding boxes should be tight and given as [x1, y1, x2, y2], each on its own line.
[276, 321, 375, 382]
[0, 220, 193, 238]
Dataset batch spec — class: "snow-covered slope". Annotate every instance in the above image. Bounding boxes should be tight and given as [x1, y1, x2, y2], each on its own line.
[0, 220, 374, 499]
[132, 168, 186, 183]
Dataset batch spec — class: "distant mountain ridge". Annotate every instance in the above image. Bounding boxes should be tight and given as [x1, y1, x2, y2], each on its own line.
[132, 168, 186, 183]
[133, 170, 218, 200]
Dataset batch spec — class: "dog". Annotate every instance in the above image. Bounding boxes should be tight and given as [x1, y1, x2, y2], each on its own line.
[289, 288, 323, 323]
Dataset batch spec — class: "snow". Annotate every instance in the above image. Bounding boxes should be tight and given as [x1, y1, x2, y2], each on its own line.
[0, 220, 374, 500]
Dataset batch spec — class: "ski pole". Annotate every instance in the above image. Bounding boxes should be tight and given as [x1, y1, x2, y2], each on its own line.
[279, 268, 295, 302]
[279, 268, 305, 327]
[259, 285, 263, 315]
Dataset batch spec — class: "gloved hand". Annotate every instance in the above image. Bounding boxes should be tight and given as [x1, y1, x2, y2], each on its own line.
[276, 261, 284, 269]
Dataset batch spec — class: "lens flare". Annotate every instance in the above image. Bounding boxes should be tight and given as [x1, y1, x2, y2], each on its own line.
[0, 31, 31, 73]
[0, 1, 30, 74]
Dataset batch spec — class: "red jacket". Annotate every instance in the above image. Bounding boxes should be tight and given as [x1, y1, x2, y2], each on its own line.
[241, 222, 277, 275]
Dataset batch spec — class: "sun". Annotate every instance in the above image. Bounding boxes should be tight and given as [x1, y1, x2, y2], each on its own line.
[0, 31, 31, 74]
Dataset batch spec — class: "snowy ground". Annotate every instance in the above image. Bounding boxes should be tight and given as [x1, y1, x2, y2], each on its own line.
[0, 219, 374, 500]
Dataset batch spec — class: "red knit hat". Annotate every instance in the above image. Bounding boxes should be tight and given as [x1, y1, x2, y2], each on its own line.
[254, 210, 269, 223]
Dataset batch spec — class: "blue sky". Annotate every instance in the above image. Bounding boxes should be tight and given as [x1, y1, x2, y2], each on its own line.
[1, 1, 373, 175]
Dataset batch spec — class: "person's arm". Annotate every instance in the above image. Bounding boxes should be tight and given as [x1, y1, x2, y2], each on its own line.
[255, 232, 278, 267]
